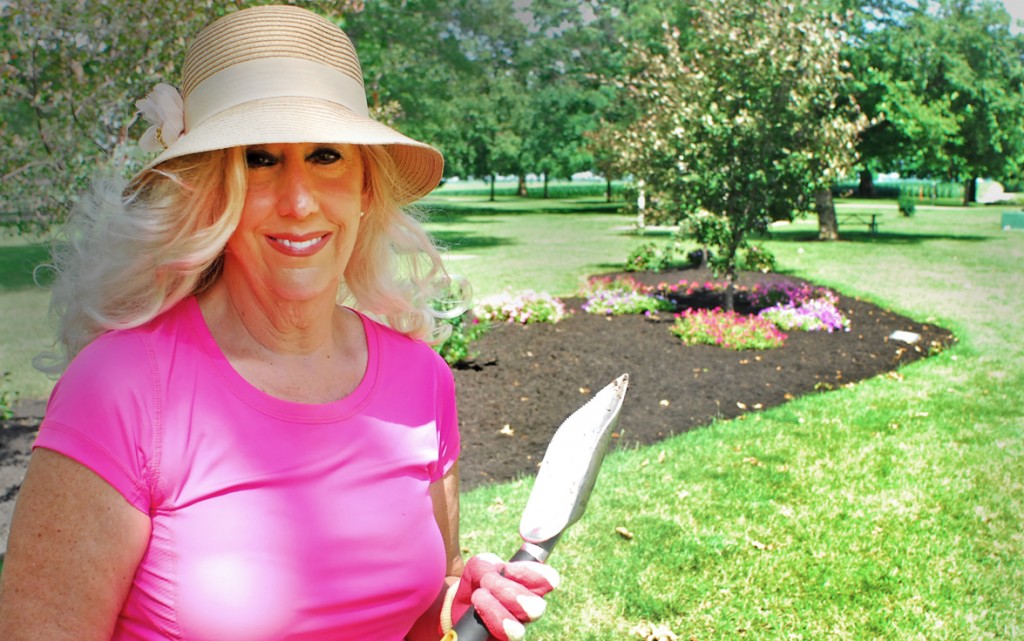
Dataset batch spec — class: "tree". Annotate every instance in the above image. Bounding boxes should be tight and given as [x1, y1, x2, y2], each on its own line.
[848, 0, 1024, 204]
[830, 0, 916, 198]
[0, 0, 361, 233]
[611, 0, 865, 308]
[348, 0, 546, 197]
[433, 0, 533, 194]
[515, 0, 604, 197]
[582, 0, 700, 203]
[343, 0, 468, 164]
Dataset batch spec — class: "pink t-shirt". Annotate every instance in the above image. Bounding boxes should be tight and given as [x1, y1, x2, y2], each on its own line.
[34, 298, 460, 641]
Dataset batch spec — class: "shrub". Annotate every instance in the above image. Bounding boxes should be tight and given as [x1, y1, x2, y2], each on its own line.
[474, 291, 568, 325]
[625, 242, 674, 272]
[670, 308, 787, 350]
[898, 192, 917, 217]
[0, 371, 18, 420]
[686, 247, 713, 267]
[434, 313, 489, 365]
[739, 244, 776, 273]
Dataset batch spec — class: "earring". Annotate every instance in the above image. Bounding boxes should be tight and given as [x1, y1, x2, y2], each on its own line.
[359, 211, 366, 218]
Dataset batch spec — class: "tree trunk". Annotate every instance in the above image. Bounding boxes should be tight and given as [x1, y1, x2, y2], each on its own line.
[635, 182, 646, 229]
[963, 176, 977, 205]
[722, 228, 745, 312]
[723, 270, 736, 312]
[606, 177, 612, 203]
[516, 174, 528, 197]
[543, 172, 549, 199]
[816, 187, 839, 241]
[857, 169, 875, 197]
[489, 173, 496, 202]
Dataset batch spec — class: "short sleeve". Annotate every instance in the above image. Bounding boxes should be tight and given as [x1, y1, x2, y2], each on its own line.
[431, 351, 460, 482]
[33, 331, 158, 515]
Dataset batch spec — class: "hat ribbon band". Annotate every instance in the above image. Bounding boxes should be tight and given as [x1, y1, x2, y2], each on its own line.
[185, 57, 370, 131]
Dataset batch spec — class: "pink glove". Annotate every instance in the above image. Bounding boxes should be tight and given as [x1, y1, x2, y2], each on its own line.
[441, 553, 561, 641]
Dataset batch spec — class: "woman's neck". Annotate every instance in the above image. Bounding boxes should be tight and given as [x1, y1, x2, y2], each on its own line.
[196, 277, 368, 404]
[201, 272, 339, 356]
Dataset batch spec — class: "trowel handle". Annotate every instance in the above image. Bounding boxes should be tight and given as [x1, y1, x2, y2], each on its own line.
[447, 606, 490, 641]
[509, 547, 541, 562]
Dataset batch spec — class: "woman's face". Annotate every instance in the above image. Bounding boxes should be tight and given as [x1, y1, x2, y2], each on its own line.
[223, 142, 370, 303]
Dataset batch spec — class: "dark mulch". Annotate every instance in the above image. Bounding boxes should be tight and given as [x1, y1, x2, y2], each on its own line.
[0, 267, 956, 553]
[451, 267, 956, 490]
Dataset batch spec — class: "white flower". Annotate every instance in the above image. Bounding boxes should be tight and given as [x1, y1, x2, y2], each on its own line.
[135, 83, 184, 152]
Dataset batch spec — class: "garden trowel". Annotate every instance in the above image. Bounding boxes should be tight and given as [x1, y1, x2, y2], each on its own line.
[444, 373, 629, 641]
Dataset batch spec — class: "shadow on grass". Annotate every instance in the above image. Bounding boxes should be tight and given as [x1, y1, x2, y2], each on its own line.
[0, 243, 52, 293]
[590, 260, 694, 275]
[432, 230, 516, 251]
[423, 208, 504, 224]
[613, 227, 677, 237]
[422, 196, 623, 218]
[767, 228, 990, 244]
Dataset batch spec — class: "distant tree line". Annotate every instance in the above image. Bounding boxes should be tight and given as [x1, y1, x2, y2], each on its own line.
[2, 0, 1022, 233]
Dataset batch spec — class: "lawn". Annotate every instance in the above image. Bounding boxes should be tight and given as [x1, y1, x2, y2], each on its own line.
[0, 234, 55, 402]
[429, 198, 1024, 640]
[1, 198, 1021, 639]
[419, 193, 646, 297]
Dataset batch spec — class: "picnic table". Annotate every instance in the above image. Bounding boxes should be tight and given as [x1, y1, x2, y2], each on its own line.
[837, 212, 880, 234]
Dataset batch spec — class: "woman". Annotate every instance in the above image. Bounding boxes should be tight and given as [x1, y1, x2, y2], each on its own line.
[0, 6, 557, 641]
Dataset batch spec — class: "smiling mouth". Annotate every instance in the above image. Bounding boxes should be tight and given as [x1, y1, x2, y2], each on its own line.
[276, 237, 320, 250]
[268, 234, 330, 256]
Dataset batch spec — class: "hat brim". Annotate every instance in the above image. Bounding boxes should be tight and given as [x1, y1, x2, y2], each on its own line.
[138, 97, 444, 204]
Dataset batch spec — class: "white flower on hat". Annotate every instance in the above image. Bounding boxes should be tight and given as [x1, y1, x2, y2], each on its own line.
[135, 83, 184, 152]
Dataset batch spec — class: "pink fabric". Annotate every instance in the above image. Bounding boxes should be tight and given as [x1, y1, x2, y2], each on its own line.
[34, 298, 460, 641]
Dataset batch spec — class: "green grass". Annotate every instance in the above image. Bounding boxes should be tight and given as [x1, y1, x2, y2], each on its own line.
[438, 200, 1024, 640]
[419, 194, 649, 297]
[1, 200, 1022, 639]
[0, 234, 56, 401]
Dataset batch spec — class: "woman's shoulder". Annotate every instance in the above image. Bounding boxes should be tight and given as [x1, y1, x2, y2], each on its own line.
[65, 299, 196, 383]
[356, 310, 451, 374]
[358, 310, 434, 350]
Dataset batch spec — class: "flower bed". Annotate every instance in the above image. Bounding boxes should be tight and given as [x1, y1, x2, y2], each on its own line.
[450, 276, 849, 362]
[670, 308, 788, 350]
[759, 297, 851, 333]
[473, 290, 569, 325]
[581, 275, 674, 316]
[655, 278, 839, 310]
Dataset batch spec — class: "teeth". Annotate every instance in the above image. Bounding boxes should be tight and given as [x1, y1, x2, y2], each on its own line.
[275, 237, 321, 250]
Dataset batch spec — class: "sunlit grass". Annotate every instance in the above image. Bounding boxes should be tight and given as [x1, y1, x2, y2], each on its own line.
[442, 199, 1023, 640]
[420, 196, 648, 298]
[0, 234, 55, 400]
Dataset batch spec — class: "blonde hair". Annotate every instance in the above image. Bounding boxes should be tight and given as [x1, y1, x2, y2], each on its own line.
[37, 144, 454, 374]
[346, 145, 456, 340]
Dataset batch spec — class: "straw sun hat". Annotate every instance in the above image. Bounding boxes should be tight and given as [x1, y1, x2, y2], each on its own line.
[134, 4, 444, 203]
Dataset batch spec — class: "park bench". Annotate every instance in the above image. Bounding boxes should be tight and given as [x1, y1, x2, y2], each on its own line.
[836, 212, 880, 235]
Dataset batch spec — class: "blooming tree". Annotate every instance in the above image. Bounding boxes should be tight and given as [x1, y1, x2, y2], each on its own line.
[0, 0, 363, 233]
[610, 0, 866, 308]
